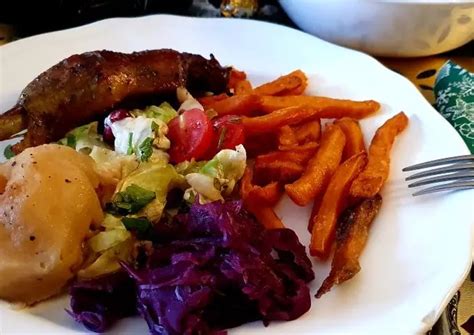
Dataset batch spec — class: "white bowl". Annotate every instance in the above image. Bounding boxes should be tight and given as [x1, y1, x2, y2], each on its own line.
[279, 0, 474, 57]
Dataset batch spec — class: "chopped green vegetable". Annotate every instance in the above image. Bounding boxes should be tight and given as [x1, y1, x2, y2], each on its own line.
[66, 134, 77, 149]
[138, 137, 154, 162]
[3, 145, 15, 159]
[122, 217, 152, 234]
[127, 132, 134, 155]
[108, 184, 156, 215]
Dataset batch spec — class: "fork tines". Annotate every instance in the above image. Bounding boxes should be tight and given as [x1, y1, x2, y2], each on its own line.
[403, 154, 474, 196]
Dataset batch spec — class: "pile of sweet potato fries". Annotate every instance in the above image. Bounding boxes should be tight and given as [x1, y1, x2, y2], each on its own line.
[199, 69, 409, 297]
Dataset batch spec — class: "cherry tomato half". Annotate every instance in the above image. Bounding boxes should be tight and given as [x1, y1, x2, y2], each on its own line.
[167, 108, 214, 164]
[204, 115, 245, 159]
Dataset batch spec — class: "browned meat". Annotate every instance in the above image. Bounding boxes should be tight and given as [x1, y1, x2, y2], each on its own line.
[1, 49, 229, 153]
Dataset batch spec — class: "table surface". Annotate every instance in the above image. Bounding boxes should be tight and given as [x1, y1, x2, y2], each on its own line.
[0, 9, 473, 335]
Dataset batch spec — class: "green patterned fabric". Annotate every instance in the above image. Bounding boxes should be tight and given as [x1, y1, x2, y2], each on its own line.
[434, 60, 474, 153]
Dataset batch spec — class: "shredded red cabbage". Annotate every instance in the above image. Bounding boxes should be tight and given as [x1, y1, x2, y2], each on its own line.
[69, 200, 314, 334]
[67, 271, 137, 332]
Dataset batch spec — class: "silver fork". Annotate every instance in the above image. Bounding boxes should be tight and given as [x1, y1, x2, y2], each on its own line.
[402, 154, 474, 196]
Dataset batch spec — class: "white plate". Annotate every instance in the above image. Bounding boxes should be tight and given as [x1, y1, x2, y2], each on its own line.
[0, 15, 472, 335]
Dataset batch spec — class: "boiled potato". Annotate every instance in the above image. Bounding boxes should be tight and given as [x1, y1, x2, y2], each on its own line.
[0, 144, 103, 304]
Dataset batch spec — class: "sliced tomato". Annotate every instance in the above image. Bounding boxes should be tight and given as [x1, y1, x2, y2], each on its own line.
[167, 108, 214, 163]
[204, 115, 245, 159]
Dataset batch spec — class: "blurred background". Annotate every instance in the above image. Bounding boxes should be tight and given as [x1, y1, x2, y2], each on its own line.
[0, 0, 292, 38]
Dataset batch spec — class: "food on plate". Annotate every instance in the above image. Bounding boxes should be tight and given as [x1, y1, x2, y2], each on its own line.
[240, 167, 284, 229]
[242, 106, 321, 134]
[309, 152, 368, 259]
[253, 70, 308, 96]
[167, 108, 214, 163]
[254, 143, 318, 184]
[276, 120, 321, 150]
[0, 109, 26, 141]
[350, 112, 409, 198]
[293, 120, 321, 145]
[69, 201, 314, 333]
[316, 195, 383, 298]
[0, 49, 229, 154]
[227, 68, 247, 91]
[0, 144, 103, 304]
[335, 118, 366, 160]
[204, 94, 261, 116]
[285, 124, 346, 206]
[278, 125, 298, 147]
[0, 52, 410, 333]
[235, 78, 253, 95]
[258, 95, 380, 117]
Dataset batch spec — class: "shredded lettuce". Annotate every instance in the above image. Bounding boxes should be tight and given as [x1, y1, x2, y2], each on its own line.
[78, 214, 133, 279]
[115, 162, 185, 222]
[175, 159, 207, 175]
[131, 102, 178, 124]
[58, 121, 108, 154]
[89, 146, 139, 181]
[58, 122, 108, 154]
[184, 145, 247, 203]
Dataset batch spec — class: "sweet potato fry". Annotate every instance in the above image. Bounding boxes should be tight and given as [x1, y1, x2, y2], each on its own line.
[259, 95, 380, 119]
[198, 93, 229, 107]
[242, 106, 323, 134]
[335, 118, 366, 160]
[228, 68, 247, 90]
[294, 120, 321, 144]
[240, 166, 254, 199]
[285, 125, 346, 206]
[254, 70, 308, 96]
[308, 191, 324, 232]
[251, 206, 285, 229]
[278, 141, 319, 152]
[235, 80, 253, 95]
[316, 194, 382, 298]
[254, 143, 318, 185]
[247, 182, 282, 207]
[309, 152, 368, 259]
[244, 132, 278, 157]
[207, 94, 260, 116]
[284, 82, 307, 96]
[278, 125, 298, 147]
[240, 167, 284, 229]
[256, 144, 318, 167]
[255, 160, 305, 185]
[350, 112, 409, 198]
